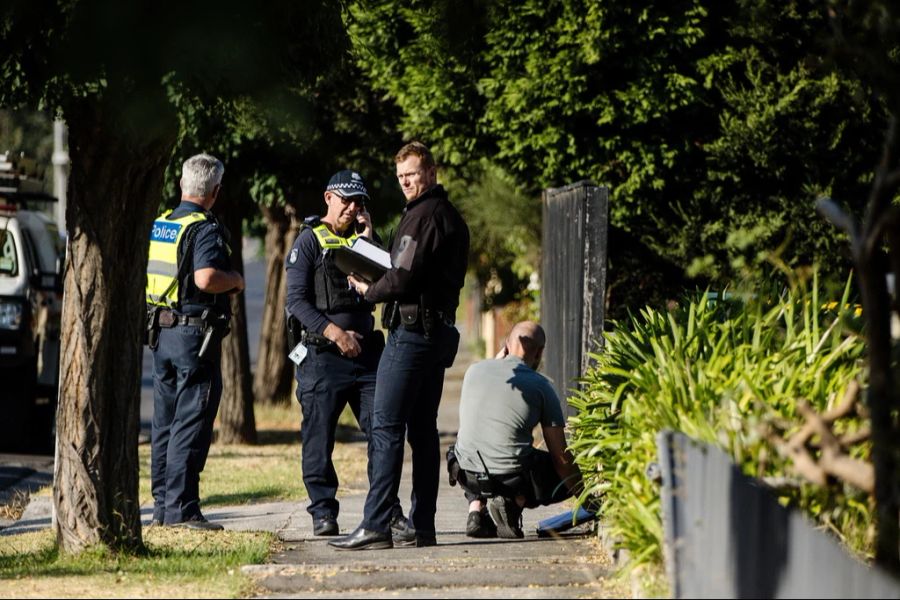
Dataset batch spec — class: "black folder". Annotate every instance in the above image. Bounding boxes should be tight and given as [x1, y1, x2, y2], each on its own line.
[333, 238, 392, 283]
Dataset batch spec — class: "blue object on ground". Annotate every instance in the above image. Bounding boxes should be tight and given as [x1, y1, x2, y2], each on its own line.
[535, 506, 597, 537]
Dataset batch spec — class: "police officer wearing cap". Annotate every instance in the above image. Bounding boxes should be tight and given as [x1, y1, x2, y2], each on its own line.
[146, 153, 245, 530]
[285, 169, 406, 537]
[330, 142, 470, 550]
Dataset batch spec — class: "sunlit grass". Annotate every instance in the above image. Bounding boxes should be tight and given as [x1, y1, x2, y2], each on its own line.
[136, 401, 369, 508]
[0, 528, 271, 598]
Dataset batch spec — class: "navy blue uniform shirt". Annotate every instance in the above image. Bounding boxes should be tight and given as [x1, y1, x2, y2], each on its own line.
[169, 201, 232, 317]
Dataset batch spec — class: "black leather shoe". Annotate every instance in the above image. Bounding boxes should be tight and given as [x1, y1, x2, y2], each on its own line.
[466, 509, 497, 538]
[171, 515, 224, 531]
[328, 526, 393, 551]
[389, 512, 409, 535]
[393, 526, 437, 547]
[313, 516, 339, 536]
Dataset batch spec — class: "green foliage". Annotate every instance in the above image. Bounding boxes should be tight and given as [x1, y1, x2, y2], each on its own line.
[162, 53, 406, 230]
[1, 0, 362, 210]
[569, 272, 871, 569]
[444, 162, 542, 307]
[348, 0, 890, 289]
[0, 108, 53, 170]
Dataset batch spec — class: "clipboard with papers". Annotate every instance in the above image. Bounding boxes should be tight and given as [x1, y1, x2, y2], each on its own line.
[333, 237, 392, 283]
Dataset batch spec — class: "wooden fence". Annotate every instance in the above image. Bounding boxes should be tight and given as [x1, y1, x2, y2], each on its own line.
[540, 181, 609, 415]
[658, 431, 900, 598]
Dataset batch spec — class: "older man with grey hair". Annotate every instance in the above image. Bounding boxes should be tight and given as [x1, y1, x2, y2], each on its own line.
[146, 152, 244, 530]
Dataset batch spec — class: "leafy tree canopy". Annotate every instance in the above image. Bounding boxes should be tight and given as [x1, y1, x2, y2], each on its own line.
[349, 0, 894, 287]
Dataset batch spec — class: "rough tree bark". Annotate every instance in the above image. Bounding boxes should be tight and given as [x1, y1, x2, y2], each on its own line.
[215, 187, 257, 444]
[252, 204, 299, 406]
[54, 99, 178, 553]
[818, 118, 900, 573]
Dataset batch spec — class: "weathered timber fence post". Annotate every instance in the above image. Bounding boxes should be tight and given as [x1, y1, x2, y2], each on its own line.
[541, 181, 609, 416]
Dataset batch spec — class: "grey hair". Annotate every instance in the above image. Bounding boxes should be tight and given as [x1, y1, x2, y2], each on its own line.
[180, 153, 224, 198]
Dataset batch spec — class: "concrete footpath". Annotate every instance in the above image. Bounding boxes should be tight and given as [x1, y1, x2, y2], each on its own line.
[1, 343, 615, 598]
[227, 343, 613, 599]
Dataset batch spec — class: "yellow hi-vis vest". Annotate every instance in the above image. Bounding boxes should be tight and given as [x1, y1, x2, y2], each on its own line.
[308, 222, 360, 249]
[146, 211, 208, 308]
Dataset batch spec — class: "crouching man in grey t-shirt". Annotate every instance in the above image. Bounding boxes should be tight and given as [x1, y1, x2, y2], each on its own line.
[448, 321, 585, 539]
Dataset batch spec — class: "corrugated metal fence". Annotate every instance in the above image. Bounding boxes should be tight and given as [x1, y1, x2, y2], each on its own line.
[540, 181, 608, 416]
[658, 430, 900, 598]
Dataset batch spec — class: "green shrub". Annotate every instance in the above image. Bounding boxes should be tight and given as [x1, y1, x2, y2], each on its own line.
[569, 272, 871, 569]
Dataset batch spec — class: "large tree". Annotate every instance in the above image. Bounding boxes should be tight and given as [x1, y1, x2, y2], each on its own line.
[0, 0, 345, 553]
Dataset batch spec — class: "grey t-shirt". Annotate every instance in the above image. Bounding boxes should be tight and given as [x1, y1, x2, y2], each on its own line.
[454, 356, 566, 475]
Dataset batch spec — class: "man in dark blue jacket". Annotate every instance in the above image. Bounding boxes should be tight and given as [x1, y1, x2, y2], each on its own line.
[331, 142, 470, 550]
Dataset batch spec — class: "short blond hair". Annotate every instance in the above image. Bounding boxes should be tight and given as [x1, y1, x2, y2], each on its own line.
[394, 141, 435, 169]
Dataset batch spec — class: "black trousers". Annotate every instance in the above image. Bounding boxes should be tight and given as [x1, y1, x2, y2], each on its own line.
[448, 446, 573, 509]
[296, 332, 398, 520]
[151, 324, 222, 524]
[361, 324, 460, 534]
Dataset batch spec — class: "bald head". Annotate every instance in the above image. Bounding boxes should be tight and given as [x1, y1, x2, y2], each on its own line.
[504, 321, 546, 369]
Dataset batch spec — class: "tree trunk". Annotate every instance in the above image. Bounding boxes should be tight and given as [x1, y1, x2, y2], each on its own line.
[820, 117, 900, 572]
[215, 187, 257, 444]
[252, 204, 299, 406]
[54, 100, 177, 554]
[859, 121, 900, 572]
[856, 256, 899, 571]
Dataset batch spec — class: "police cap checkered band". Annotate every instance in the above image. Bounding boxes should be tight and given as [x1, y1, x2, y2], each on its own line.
[326, 169, 369, 199]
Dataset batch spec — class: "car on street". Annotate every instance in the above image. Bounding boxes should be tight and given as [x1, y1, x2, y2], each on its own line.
[0, 152, 64, 452]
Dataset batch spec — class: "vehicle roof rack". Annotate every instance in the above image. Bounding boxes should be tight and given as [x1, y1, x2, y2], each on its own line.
[0, 151, 58, 205]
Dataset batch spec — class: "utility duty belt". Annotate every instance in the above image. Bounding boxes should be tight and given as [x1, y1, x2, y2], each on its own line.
[145, 305, 229, 357]
[382, 301, 454, 337]
[157, 310, 206, 328]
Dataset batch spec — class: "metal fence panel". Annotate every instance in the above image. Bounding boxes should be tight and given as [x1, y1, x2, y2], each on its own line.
[658, 431, 900, 599]
[541, 181, 608, 416]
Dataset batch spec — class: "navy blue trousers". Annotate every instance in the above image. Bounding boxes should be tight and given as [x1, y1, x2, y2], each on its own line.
[361, 324, 460, 534]
[296, 332, 400, 520]
[151, 324, 222, 524]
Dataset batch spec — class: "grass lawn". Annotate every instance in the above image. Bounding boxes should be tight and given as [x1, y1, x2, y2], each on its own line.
[0, 402, 369, 598]
[0, 528, 271, 598]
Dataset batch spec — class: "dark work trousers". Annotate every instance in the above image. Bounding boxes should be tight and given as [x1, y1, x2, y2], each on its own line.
[151, 324, 222, 524]
[451, 448, 574, 508]
[296, 331, 402, 521]
[361, 323, 460, 534]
